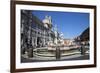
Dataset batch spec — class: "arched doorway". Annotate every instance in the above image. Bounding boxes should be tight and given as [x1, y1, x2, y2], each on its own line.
[37, 37, 42, 47]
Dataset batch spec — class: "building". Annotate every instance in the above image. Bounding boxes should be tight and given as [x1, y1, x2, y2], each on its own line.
[21, 10, 59, 54]
[21, 10, 33, 54]
[63, 39, 75, 46]
[74, 27, 89, 45]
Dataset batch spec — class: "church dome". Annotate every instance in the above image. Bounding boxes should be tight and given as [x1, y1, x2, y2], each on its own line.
[42, 15, 52, 28]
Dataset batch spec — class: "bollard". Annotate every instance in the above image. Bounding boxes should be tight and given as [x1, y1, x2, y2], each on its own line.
[56, 46, 61, 60]
[28, 48, 33, 58]
[81, 46, 85, 55]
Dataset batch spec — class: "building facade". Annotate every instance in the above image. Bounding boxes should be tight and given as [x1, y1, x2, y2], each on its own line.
[21, 10, 57, 54]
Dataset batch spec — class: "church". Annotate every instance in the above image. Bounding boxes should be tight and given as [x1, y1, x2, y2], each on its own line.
[21, 10, 60, 54]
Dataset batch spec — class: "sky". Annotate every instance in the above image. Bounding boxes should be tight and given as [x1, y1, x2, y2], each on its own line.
[32, 10, 89, 39]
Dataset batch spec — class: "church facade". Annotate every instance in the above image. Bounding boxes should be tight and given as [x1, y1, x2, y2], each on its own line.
[21, 10, 59, 54]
